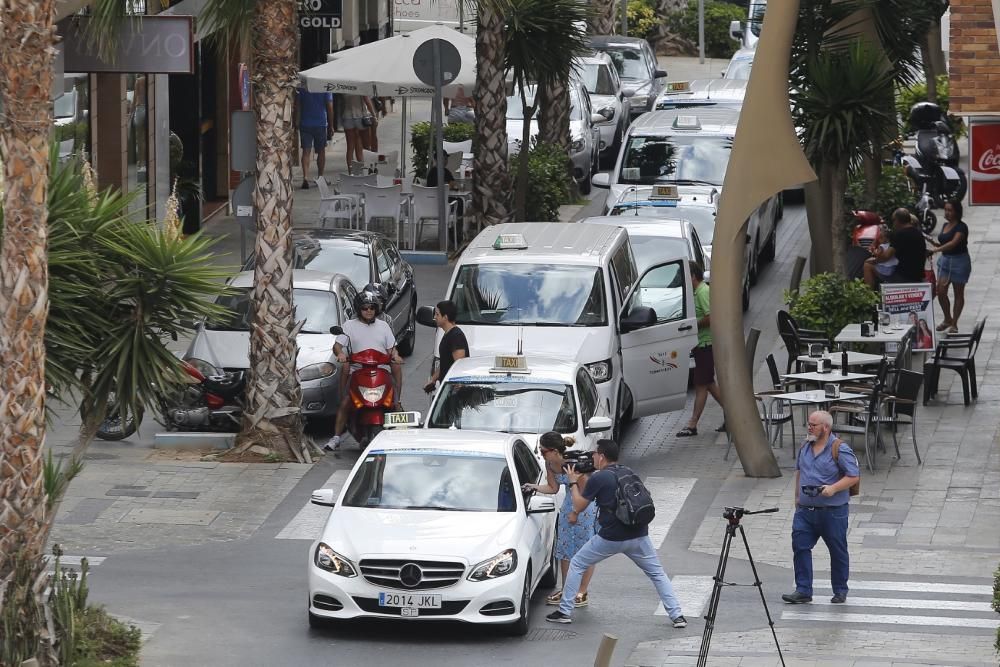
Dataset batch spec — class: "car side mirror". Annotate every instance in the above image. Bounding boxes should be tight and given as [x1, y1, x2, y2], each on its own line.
[527, 495, 556, 514]
[329, 325, 344, 336]
[416, 305, 436, 328]
[591, 172, 611, 189]
[310, 489, 336, 507]
[599, 108, 614, 121]
[729, 19, 744, 42]
[654, 68, 668, 79]
[620, 306, 657, 333]
[591, 113, 607, 125]
[584, 415, 614, 434]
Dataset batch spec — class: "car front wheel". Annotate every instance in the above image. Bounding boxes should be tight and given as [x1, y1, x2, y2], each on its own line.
[506, 568, 532, 636]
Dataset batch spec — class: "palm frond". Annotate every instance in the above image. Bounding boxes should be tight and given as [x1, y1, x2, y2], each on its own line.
[200, 0, 256, 56]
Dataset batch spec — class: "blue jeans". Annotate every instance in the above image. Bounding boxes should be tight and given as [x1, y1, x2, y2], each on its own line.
[791, 504, 850, 597]
[559, 534, 683, 619]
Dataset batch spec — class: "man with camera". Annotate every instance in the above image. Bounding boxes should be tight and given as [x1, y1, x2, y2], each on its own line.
[782, 410, 860, 605]
[545, 439, 686, 628]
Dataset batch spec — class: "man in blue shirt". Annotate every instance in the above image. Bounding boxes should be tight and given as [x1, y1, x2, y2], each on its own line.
[297, 86, 335, 189]
[782, 410, 860, 604]
[545, 439, 687, 629]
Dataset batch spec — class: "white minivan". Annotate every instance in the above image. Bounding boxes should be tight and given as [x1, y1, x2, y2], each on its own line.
[418, 223, 698, 431]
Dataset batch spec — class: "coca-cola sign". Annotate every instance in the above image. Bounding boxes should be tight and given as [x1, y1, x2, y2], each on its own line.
[970, 120, 1000, 205]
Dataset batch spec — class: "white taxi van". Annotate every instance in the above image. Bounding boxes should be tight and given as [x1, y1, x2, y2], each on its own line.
[307, 430, 557, 635]
[418, 223, 697, 431]
[425, 354, 614, 450]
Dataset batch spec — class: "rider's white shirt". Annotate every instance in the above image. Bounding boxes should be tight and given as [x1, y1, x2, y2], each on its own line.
[337, 318, 396, 356]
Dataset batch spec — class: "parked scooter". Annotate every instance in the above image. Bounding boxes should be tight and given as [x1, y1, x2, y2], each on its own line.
[95, 361, 245, 440]
[329, 325, 396, 447]
[901, 102, 967, 234]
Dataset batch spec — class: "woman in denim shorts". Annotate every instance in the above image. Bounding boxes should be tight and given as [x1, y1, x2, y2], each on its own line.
[930, 199, 971, 334]
[340, 95, 374, 169]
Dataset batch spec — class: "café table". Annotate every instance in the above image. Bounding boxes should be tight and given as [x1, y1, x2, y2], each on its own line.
[796, 351, 884, 368]
[754, 390, 866, 457]
[780, 371, 876, 384]
[835, 323, 913, 347]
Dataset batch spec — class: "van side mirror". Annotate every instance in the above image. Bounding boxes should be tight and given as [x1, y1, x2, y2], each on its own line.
[417, 305, 436, 328]
[620, 306, 657, 333]
[729, 19, 744, 42]
[310, 489, 336, 507]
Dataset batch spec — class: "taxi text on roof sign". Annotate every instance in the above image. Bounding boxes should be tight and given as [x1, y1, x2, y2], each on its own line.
[666, 81, 691, 92]
[384, 411, 421, 428]
[493, 233, 528, 250]
[672, 115, 701, 130]
[650, 184, 680, 200]
[490, 355, 529, 373]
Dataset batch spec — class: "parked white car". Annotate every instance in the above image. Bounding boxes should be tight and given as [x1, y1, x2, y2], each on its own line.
[574, 53, 631, 161]
[723, 46, 756, 80]
[425, 355, 613, 450]
[654, 78, 748, 112]
[307, 429, 558, 635]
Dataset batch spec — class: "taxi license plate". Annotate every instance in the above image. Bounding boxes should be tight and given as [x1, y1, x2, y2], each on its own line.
[378, 592, 442, 609]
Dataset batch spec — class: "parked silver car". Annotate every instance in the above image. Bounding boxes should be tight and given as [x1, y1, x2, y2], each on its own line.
[506, 80, 603, 194]
[588, 35, 668, 119]
[574, 53, 631, 160]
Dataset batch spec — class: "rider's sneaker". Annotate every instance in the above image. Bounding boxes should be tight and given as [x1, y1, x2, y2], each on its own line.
[323, 435, 341, 452]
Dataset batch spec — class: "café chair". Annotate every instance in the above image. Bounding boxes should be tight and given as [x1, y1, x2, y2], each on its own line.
[923, 317, 986, 406]
[829, 373, 886, 472]
[362, 149, 399, 174]
[876, 369, 924, 464]
[359, 183, 408, 243]
[443, 139, 472, 155]
[314, 176, 360, 229]
[728, 354, 795, 462]
[410, 184, 458, 252]
[777, 310, 832, 373]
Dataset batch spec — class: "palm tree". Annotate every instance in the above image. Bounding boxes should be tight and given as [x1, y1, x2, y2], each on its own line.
[0, 0, 58, 637]
[472, 0, 516, 228]
[201, 0, 307, 462]
[650, 0, 689, 53]
[505, 0, 590, 221]
[589, 0, 617, 35]
[537, 80, 571, 154]
[794, 40, 895, 274]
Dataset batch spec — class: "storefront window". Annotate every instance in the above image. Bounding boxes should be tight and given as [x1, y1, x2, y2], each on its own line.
[54, 73, 90, 162]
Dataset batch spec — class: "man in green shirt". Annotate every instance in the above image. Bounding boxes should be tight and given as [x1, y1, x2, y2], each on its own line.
[677, 262, 724, 437]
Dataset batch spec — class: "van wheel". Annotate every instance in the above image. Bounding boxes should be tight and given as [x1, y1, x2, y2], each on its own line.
[742, 278, 750, 312]
[748, 236, 760, 286]
[761, 230, 776, 264]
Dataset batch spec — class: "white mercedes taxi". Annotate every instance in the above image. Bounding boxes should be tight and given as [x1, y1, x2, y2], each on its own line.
[307, 429, 558, 635]
[425, 355, 614, 449]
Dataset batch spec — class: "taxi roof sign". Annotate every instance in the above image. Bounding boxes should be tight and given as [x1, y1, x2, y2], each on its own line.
[649, 184, 680, 200]
[493, 233, 528, 250]
[490, 354, 530, 374]
[672, 115, 701, 130]
[666, 81, 691, 92]
[384, 411, 421, 429]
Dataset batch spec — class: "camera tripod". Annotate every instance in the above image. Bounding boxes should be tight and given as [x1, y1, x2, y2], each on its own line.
[697, 506, 785, 667]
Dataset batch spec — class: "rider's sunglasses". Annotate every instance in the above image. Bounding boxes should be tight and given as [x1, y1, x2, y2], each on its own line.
[360, 305, 376, 311]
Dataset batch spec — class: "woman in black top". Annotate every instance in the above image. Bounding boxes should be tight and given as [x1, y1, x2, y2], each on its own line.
[929, 199, 971, 333]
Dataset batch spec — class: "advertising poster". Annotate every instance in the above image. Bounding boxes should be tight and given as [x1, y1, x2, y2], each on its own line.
[880, 283, 936, 353]
[969, 119, 1000, 206]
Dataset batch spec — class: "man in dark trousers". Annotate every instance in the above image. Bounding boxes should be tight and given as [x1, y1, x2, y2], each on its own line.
[677, 262, 724, 437]
[424, 300, 469, 393]
[297, 83, 335, 189]
[885, 208, 927, 283]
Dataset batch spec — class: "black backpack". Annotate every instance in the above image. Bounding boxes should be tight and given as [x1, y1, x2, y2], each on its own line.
[610, 465, 655, 526]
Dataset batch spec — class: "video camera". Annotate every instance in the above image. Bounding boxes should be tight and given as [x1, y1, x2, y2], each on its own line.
[563, 450, 596, 474]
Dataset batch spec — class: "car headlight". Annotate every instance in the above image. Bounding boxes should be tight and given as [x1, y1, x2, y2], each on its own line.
[571, 138, 584, 152]
[314, 543, 357, 577]
[185, 357, 220, 377]
[468, 549, 518, 581]
[630, 94, 649, 108]
[359, 385, 386, 403]
[299, 362, 337, 382]
[585, 359, 613, 384]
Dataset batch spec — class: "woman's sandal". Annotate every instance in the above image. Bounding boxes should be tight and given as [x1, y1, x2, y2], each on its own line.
[546, 590, 563, 605]
[936, 321, 952, 332]
[676, 426, 698, 437]
[574, 592, 589, 607]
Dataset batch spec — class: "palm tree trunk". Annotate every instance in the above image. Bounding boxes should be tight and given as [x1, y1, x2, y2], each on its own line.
[827, 157, 851, 276]
[231, 0, 305, 462]
[0, 0, 56, 577]
[804, 179, 834, 275]
[472, 2, 514, 228]
[537, 79, 570, 153]
[589, 0, 618, 35]
[514, 93, 539, 221]
[650, 0, 688, 52]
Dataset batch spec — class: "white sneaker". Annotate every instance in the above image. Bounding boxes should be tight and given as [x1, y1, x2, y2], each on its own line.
[323, 436, 341, 452]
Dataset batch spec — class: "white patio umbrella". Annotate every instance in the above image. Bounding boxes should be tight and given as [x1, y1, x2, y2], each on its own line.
[299, 24, 477, 185]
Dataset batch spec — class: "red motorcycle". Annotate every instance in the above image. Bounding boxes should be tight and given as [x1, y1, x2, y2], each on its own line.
[851, 209, 882, 248]
[331, 326, 396, 447]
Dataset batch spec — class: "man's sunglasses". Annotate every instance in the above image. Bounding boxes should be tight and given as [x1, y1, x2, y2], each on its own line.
[360, 305, 376, 311]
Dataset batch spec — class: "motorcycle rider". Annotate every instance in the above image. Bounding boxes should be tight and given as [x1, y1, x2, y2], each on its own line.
[324, 284, 402, 451]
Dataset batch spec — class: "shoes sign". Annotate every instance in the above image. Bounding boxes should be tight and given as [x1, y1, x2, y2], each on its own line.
[969, 119, 1000, 205]
[298, 0, 343, 29]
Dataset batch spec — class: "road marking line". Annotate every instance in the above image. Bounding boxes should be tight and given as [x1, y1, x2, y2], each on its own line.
[276, 470, 348, 540]
[52, 555, 105, 568]
[645, 477, 697, 549]
[782, 610, 999, 628]
[653, 574, 714, 617]
[810, 597, 993, 612]
[813, 581, 991, 596]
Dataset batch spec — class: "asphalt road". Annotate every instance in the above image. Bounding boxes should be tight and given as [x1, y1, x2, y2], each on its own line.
[82, 192, 811, 667]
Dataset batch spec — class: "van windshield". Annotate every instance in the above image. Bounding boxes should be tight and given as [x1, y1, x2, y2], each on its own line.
[450, 263, 607, 327]
[619, 135, 732, 186]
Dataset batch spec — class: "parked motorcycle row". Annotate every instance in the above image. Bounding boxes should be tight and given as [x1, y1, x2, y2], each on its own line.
[900, 101, 967, 234]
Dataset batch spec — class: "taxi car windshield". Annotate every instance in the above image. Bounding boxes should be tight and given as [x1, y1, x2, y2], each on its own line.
[210, 287, 341, 334]
[341, 451, 518, 512]
[428, 381, 577, 433]
[619, 136, 732, 186]
[450, 263, 607, 326]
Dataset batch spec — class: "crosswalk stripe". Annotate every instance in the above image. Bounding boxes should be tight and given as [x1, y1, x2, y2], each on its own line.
[812, 581, 991, 596]
[645, 477, 697, 549]
[275, 470, 349, 540]
[653, 574, 714, 617]
[46, 555, 105, 574]
[782, 610, 999, 629]
[810, 597, 993, 612]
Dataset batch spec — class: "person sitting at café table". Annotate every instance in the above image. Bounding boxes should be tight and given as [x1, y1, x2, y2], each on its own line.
[866, 208, 927, 288]
[424, 160, 454, 187]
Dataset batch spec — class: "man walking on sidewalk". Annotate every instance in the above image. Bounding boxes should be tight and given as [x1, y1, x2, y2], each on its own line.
[782, 410, 860, 604]
[297, 83, 335, 189]
[677, 262, 725, 437]
[545, 439, 687, 629]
